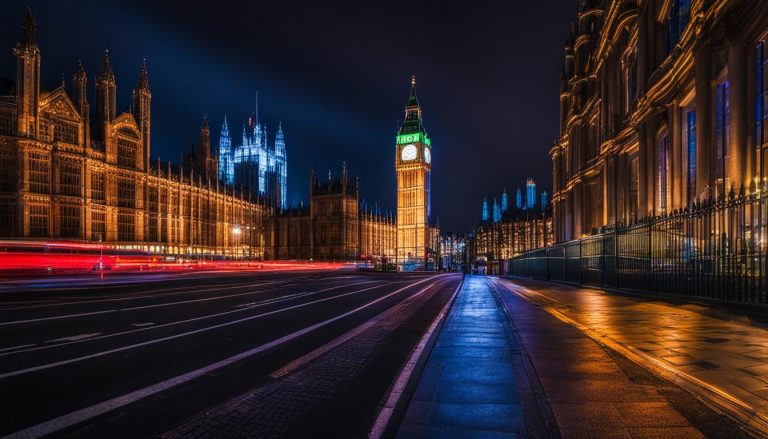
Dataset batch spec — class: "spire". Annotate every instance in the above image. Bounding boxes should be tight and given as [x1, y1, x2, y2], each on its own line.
[72, 60, 88, 118]
[136, 58, 150, 91]
[200, 114, 211, 159]
[74, 59, 86, 82]
[501, 189, 508, 213]
[275, 122, 285, 157]
[20, 7, 36, 46]
[99, 49, 115, 82]
[407, 75, 420, 109]
[482, 197, 489, 222]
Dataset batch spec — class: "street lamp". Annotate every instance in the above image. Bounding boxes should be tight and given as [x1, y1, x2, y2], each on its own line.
[232, 225, 242, 260]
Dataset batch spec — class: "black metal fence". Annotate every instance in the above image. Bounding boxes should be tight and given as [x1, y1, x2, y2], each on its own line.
[510, 188, 768, 305]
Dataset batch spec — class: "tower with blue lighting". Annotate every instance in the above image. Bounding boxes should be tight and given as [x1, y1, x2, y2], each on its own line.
[526, 178, 536, 210]
[217, 111, 287, 209]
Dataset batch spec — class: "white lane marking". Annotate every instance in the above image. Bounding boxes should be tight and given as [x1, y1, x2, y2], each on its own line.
[0, 278, 299, 311]
[0, 279, 374, 326]
[130, 323, 154, 327]
[369, 276, 462, 439]
[0, 281, 402, 379]
[270, 278, 444, 379]
[0, 344, 35, 353]
[0, 280, 383, 359]
[46, 333, 101, 343]
[3, 277, 435, 439]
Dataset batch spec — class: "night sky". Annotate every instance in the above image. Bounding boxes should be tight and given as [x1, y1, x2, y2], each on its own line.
[0, 0, 578, 232]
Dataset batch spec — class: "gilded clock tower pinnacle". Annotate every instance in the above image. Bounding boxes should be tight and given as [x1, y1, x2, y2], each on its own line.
[395, 76, 432, 271]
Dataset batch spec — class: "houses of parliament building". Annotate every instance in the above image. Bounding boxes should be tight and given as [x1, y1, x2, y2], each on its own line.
[0, 10, 406, 263]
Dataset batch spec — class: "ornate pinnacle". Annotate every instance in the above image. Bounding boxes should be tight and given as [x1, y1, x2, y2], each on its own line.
[74, 60, 87, 82]
[136, 58, 150, 91]
[21, 7, 36, 46]
[99, 49, 115, 81]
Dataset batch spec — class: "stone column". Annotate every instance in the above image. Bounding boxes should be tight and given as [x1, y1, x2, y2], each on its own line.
[642, 117, 658, 216]
[695, 44, 712, 200]
[728, 40, 748, 191]
[573, 183, 582, 238]
[638, 125, 649, 217]
[670, 102, 682, 210]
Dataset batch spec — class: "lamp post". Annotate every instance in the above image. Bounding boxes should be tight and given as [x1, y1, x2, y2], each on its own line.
[232, 225, 242, 260]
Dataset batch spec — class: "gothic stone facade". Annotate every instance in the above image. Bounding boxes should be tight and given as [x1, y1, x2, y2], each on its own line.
[552, 0, 768, 241]
[0, 11, 272, 258]
[274, 166, 396, 262]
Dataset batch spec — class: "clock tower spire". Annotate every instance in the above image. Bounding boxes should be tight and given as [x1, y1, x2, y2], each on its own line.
[395, 76, 433, 271]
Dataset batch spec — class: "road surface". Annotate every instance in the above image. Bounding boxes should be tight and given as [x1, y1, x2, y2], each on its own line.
[0, 270, 461, 437]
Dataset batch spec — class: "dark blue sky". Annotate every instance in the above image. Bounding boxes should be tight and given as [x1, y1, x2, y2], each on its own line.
[0, 0, 578, 232]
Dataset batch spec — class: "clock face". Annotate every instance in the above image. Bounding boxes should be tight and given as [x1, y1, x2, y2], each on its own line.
[424, 147, 431, 164]
[401, 144, 417, 161]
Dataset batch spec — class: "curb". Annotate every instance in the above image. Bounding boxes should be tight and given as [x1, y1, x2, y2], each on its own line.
[368, 275, 464, 439]
[486, 278, 561, 439]
[497, 277, 768, 439]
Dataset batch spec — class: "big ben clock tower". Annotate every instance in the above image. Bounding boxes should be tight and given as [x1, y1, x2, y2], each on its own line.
[396, 76, 432, 271]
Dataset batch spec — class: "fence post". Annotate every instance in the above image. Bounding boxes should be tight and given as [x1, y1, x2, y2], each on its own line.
[614, 226, 619, 288]
[579, 239, 583, 285]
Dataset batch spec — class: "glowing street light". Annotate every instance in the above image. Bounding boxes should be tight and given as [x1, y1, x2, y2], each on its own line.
[232, 225, 242, 259]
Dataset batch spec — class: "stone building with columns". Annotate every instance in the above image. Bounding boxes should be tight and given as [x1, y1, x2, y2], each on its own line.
[552, 0, 768, 242]
[0, 10, 272, 259]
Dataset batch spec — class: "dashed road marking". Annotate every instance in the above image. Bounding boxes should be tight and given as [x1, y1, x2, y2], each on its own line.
[3, 277, 435, 439]
[47, 333, 102, 343]
[0, 344, 35, 353]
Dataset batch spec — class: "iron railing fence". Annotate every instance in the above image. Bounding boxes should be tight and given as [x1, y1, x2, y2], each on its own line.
[510, 187, 768, 305]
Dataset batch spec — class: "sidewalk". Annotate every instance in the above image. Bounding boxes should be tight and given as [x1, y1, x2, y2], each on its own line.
[396, 276, 527, 437]
[395, 275, 722, 438]
[494, 277, 768, 436]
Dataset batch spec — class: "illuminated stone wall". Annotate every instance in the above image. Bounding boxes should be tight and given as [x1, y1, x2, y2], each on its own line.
[0, 12, 272, 259]
[552, 0, 768, 242]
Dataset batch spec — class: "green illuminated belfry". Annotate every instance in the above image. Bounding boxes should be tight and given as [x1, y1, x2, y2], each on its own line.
[396, 76, 431, 147]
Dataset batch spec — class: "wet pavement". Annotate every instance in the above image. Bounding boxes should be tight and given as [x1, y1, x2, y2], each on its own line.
[395, 275, 734, 438]
[492, 277, 764, 437]
[396, 276, 527, 438]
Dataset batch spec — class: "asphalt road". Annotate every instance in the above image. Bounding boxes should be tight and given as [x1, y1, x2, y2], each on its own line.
[0, 270, 462, 437]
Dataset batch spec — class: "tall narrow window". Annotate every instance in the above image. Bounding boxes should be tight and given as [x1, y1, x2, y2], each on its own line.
[715, 79, 730, 192]
[658, 132, 670, 212]
[666, 0, 692, 55]
[758, 40, 767, 165]
[628, 154, 640, 222]
[686, 110, 697, 203]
